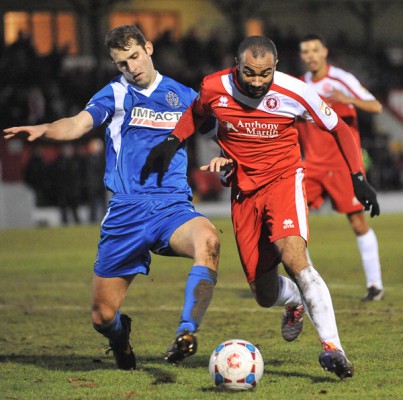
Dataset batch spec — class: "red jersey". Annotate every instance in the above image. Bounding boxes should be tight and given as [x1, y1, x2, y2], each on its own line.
[173, 67, 362, 193]
[298, 65, 375, 168]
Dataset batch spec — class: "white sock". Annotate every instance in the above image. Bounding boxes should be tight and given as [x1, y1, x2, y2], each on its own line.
[295, 266, 343, 351]
[272, 276, 302, 306]
[357, 228, 383, 289]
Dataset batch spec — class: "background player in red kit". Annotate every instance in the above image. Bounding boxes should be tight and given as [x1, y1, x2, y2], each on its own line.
[297, 34, 384, 301]
[142, 36, 380, 379]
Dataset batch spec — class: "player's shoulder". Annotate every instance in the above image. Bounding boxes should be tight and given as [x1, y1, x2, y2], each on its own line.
[299, 71, 310, 82]
[159, 74, 197, 106]
[160, 74, 190, 90]
[202, 68, 232, 86]
[160, 74, 195, 95]
[327, 65, 357, 82]
[274, 71, 311, 94]
[89, 75, 126, 103]
[107, 75, 131, 94]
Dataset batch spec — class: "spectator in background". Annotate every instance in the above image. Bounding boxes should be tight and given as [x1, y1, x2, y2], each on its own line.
[26, 85, 46, 124]
[51, 143, 82, 225]
[297, 34, 384, 301]
[23, 145, 49, 206]
[85, 137, 107, 223]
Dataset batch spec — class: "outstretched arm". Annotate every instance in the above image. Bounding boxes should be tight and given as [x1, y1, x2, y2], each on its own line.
[327, 89, 382, 114]
[3, 111, 94, 142]
[330, 119, 380, 217]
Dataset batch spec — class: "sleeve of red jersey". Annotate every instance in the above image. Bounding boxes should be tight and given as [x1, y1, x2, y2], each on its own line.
[329, 119, 364, 174]
[173, 80, 213, 142]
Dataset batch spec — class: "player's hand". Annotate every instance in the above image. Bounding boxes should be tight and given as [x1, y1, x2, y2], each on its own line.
[351, 172, 380, 217]
[200, 157, 234, 173]
[140, 134, 181, 185]
[3, 125, 48, 141]
[327, 89, 350, 105]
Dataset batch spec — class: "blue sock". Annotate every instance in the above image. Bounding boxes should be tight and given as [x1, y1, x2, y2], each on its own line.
[93, 311, 123, 344]
[177, 265, 217, 334]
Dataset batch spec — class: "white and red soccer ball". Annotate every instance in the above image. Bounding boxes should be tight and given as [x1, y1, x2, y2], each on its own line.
[209, 339, 264, 391]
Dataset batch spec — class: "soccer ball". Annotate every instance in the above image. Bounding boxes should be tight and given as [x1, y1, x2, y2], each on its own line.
[209, 339, 264, 391]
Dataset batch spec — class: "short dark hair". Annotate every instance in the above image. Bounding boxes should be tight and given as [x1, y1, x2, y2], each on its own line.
[105, 25, 147, 51]
[299, 34, 327, 47]
[237, 36, 278, 61]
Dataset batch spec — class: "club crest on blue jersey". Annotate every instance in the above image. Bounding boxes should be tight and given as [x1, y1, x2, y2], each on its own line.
[165, 91, 181, 108]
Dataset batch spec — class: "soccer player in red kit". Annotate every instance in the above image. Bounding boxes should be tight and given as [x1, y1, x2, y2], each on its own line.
[142, 36, 380, 379]
[297, 34, 384, 301]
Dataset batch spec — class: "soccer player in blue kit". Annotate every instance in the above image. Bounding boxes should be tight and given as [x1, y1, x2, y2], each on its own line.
[3, 25, 220, 370]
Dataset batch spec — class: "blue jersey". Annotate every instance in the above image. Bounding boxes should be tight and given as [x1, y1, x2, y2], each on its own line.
[85, 72, 196, 196]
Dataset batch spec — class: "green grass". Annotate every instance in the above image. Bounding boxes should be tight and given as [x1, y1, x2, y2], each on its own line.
[0, 214, 402, 399]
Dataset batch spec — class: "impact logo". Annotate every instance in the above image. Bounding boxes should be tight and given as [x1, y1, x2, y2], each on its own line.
[129, 107, 182, 129]
[165, 91, 181, 108]
[263, 95, 280, 112]
[218, 96, 229, 107]
[283, 218, 295, 229]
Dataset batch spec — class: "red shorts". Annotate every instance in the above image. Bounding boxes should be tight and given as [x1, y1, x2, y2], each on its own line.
[305, 164, 364, 214]
[231, 167, 309, 284]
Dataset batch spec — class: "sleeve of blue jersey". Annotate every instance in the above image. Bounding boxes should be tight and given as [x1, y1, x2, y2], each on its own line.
[84, 84, 116, 128]
[85, 103, 110, 128]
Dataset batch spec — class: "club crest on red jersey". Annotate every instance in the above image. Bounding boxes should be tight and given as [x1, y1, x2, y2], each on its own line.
[263, 95, 280, 112]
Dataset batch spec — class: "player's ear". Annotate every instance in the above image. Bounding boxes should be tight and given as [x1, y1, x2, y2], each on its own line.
[235, 57, 239, 70]
[145, 41, 154, 56]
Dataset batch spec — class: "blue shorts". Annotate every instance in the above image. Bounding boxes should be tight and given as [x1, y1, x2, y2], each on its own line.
[94, 194, 205, 278]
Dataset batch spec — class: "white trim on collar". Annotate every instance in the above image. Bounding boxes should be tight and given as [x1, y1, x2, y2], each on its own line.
[125, 71, 163, 96]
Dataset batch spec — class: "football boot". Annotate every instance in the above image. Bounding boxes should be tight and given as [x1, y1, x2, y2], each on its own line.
[105, 314, 136, 370]
[281, 304, 305, 342]
[319, 341, 354, 379]
[165, 329, 198, 364]
[361, 286, 384, 301]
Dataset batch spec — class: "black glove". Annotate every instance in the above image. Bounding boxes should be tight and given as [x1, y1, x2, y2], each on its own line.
[140, 135, 181, 185]
[351, 172, 380, 217]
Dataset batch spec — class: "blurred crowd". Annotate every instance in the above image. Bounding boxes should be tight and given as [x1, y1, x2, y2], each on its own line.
[1, 26, 403, 223]
[23, 138, 106, 225]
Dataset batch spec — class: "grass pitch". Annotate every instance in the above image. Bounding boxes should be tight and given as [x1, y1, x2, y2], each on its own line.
[0, 214, 402, 399]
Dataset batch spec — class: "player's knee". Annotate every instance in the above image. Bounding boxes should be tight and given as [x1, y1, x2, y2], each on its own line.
[252, 274, 279, 307]
[251, 281, 277, 307]
[203, 233, 220, 268]
[351, 220, 369, 236]
[255, 290, 277, 308]
[348, 211, 369, 235]
[91, 304, 116, 327]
